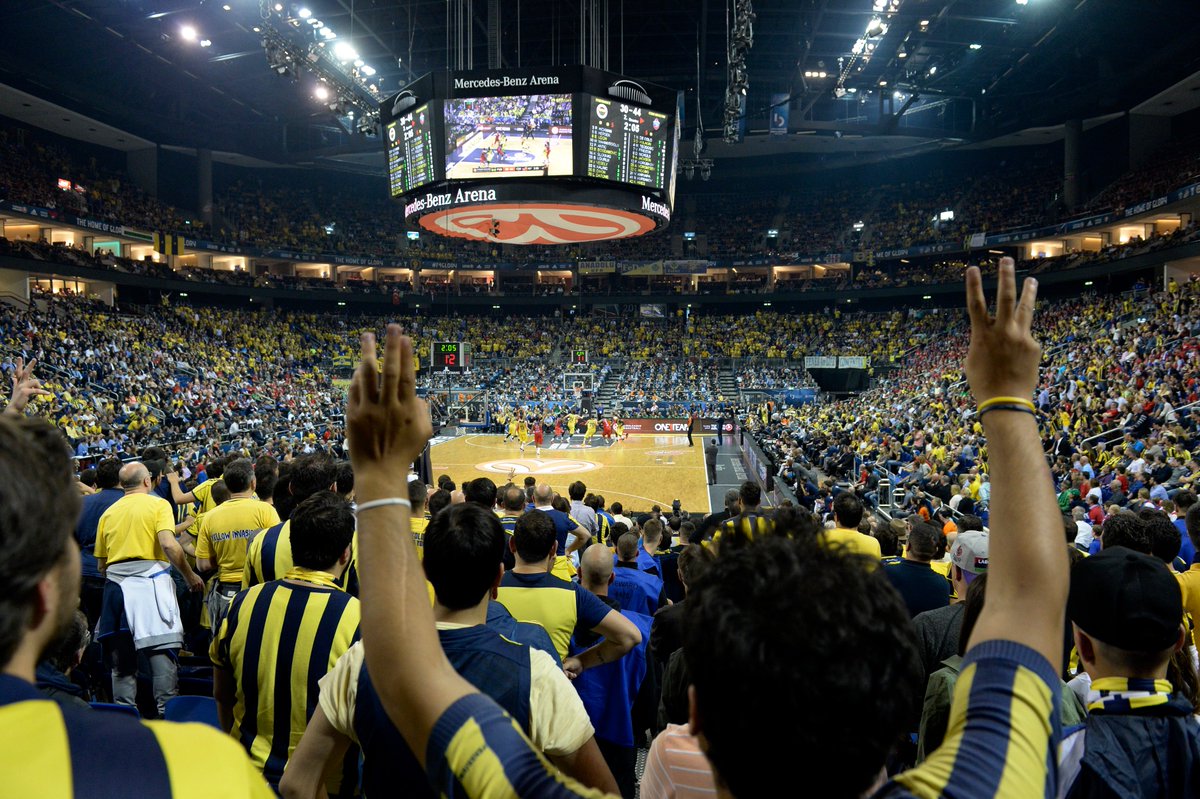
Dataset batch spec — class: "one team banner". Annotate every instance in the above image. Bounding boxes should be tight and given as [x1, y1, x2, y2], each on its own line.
[804, 356, 837, 369]
[617, 418, 736, 435]
[837, 356, 870, 369]
[769, 94, 790, 136]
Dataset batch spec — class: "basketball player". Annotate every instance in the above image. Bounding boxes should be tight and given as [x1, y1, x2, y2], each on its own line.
[553, 415, 565, 443]
[566, 410, 580, 439]
[544, 140, 552, 164]
[533, 419, 544, 457]
[498, 408, 512, 441]
[601, 417, 613, 445]
[507, 409, 521, 444]
[613, 415, 626, 442]
[582, 415, 599, 447]
[517, 415, 531, 454]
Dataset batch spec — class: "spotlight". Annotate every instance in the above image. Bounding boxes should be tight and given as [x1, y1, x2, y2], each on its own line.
[298, 7, 311, 18]
[314, 85, 329, 100]
[274, 3, 283, 11]
[222, 4, 231, 10]
[361, 65, 376, 76]
[865, 17, 887, 37]
[969, 43, 982, 50]
[180, 25, 198, 41]
[200, 39, 212, 47]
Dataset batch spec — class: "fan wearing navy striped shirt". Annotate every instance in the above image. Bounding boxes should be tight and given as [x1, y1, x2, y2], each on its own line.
[211, 490, 361, 797]
[344, 261, 1074, 798]
[710, 481, 774, 552]
[0, 415, 272, 798]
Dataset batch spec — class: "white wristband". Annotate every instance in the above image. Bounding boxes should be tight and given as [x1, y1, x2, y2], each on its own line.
[356, 498, 412, 513]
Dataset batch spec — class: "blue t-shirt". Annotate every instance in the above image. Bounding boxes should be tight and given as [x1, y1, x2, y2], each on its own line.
[74, 489, 124, 578]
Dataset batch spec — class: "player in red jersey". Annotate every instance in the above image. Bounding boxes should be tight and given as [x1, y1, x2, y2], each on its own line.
[533, 420, 545, 456]
[554, 416, 565, 442]
[601, 418, 613, 445]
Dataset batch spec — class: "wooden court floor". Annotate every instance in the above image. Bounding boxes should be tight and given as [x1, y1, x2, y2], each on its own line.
[430, 433, 713, 514]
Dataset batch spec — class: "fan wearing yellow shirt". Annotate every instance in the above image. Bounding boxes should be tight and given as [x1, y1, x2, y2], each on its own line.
[196, 459, 280, 630]
[166, 456, 228, 515]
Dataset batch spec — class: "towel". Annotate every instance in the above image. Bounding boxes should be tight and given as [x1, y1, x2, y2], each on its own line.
[104, 560, 184, 651]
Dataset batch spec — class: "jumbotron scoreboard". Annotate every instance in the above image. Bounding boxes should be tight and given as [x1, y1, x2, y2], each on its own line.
[380, 66, 681, 246]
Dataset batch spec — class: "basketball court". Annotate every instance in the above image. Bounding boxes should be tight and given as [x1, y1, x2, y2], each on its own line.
[430, 432, 714, 513]
[444, 132, 573, 179]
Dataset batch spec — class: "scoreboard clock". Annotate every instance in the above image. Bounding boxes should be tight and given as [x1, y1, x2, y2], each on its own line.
[572, 348, 588, 364]
[432, 341, 468, 372]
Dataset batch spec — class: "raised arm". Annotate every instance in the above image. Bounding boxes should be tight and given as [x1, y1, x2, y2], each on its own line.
[3, 357, 52, 416]
[962, 258, 1068, 667]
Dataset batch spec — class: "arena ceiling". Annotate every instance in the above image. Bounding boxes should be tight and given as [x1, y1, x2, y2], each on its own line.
[2, 0, 1199, 171]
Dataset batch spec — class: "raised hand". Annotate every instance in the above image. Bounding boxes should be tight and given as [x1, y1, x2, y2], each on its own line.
[964, 257, 1040, 403]
[346, 325, 433, 492]
[4, 357, 53, 416]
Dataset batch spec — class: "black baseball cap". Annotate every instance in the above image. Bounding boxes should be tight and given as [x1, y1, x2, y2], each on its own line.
[1067, 546, 1183, 652]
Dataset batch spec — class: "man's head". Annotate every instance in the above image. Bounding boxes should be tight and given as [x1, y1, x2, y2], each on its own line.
[95, 458, 122, 491]
[610, 501, 625, 517]
[287, 454, 338, 508]
[684, 533, 921, 798]
[427, 489, 453, 520]
[1101, 512, 1152, 554]
[950, 530, 989, 597]
[533, 483, 554, 506]
[677, 544, 715, 595]
[679, 521, 696, 546]
[501, 485, 526, 514]
[119, 462, 151, 492]
[579, 543, 614, 593]
[616, 533, 640, 563]
[222, 458, 255, 495]
[724, 489, 740, 512]
[832, 492, 864, 529]
[568, 481, 586, 501]
[408, 478, 429, 513]
[423, 503, 506, 611]
[335, 462, 354, 499]
[1139, 509, 1182, 565]
[906, 522, 940, 563]
[642, 519, 665, 551]
[512, 510, 557, 565]
[738, 481, 761, 512]
[0, 418, 83, 673]
[255, 456, 279, 501]
[289, 491, 354, 573]
[463, 477, 497, 509]
[1068, 546, 1185, 679]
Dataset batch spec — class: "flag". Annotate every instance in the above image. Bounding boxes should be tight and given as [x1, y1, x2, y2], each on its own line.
[770, 94, 790, 136]
[153, 233, 185, 255]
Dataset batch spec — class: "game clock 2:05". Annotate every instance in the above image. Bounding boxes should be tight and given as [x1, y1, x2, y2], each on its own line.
[432, 341, 465, 372]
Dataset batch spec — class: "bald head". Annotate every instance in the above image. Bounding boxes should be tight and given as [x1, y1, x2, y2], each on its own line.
[580, 543, 614, 591]
[119, 462, 151, 492]
[533, 483, 554, 505]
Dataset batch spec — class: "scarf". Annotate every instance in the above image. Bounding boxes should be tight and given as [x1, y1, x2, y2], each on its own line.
[1086, 677, 1172, 714]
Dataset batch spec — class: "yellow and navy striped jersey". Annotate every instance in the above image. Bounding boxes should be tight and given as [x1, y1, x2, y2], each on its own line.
[191, 479, 221, 515]
[710, 511, 774, 549]
[197, 498, 280, 583]
[496, 571, 613, 661]
[0, 674, 274, 798]
[243, 521, 361, 596]
[426, 694, 611, 798]
[210, 567, 361, 794]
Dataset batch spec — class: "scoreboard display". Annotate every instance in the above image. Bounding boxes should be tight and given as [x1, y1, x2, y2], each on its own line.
[387, 103, 436, 197]
[431, 341, 469, 372]
[571, 348, 588, 364]
[585, 97, 671, 191]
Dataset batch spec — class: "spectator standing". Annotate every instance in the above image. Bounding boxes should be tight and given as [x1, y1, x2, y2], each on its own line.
[883, 522, 952, 617]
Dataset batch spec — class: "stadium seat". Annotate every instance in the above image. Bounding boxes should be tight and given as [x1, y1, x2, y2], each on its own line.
[89, 702, 141, 719]
[163, 696, 221, 729]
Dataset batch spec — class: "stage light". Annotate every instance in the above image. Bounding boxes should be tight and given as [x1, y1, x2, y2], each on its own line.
[314, 85, 329, 100]
[361, 65, 376, 76]
[298, 7, 312, 18]
[969, 43, 982, 50]
[320, 26, 334, 38]
[222, 4, 231, 10]
[334, 42, 357, 61]
[200, 39, 212, 47]
[878, 80, 887, 86]
[865, 17, 887, 37]
[180, 25, 198, 41]
[274, 3, 283, 11]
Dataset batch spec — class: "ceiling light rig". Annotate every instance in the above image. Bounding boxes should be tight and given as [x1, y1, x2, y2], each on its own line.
[723, 0, 755, 143]
[255, 2, 383, 135]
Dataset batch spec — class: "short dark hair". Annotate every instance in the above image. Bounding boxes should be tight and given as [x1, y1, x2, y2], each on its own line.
[617, 533, 640, 561]
[610, 502, 624, 515]
[424, 504, 505, 610]
[833, 492, 864, 528]
[335, 462, 354, 497]
[874, 526, 899, 557]
[427, 489, 452, 520]
[408, 478, 429, 511]
[95, 458, 122, 490]
[210, 481, 232, 506]
[738, 481, 761, 508]
[956, 514, 984, 533]
[677, 544, 715, 586]
[289, 491, 354, 571]
[0, 418, 81, 668]
[568, 481, 586, 501]
[437, 474, 454, 489]
[1102, 512, 1151, 555]
[1175, 490, 1197, 514]
[679, 521, 696, 544]
[907, 523, 940, 561]
[522, 476, 536, 489]
[684, 534, 921, 798]
[45, 610, 90, 672]
[255, 456, 279, 500]
[502, 486, 525, 512]
[464, 477, 497, 508]
[222, 459, 254, 494]
[1187, 503, 1200, 552]
[288, 455, 338, 507]
[79, 468, 97, 488]
[206, 456, 229, 480]
[1140, 509, 1182, 564]
[513, 511, 557, 563]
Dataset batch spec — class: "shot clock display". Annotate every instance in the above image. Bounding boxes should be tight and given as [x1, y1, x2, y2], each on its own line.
[431, 341, 469, 372]
[571, 348, 588, 364]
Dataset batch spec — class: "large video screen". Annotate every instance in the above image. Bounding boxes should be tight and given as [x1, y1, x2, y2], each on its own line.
[586, 97, 671, 191]
[443, 94, 573, 179]
[387, 103, 436, 197]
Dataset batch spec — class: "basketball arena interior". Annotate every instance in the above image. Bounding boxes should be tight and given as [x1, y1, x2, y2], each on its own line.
[4, 1, 1200, 797]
